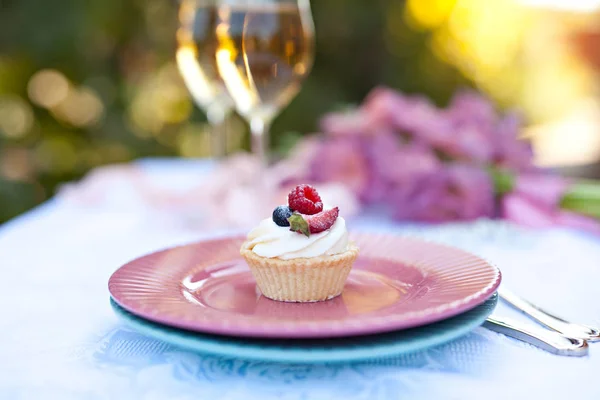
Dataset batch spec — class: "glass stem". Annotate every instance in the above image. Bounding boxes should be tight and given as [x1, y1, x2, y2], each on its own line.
[250, 116, 270, 168]
[206, 105, 228, 159]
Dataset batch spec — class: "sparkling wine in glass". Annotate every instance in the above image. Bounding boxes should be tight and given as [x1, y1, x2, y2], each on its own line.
[176, 0, 235, 157]
[214, 0, 315, 165]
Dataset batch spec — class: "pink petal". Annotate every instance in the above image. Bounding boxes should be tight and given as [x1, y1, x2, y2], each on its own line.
[502, 194, 557, 228]
[556, 211, 600, 235]
[513, 174, 571, 210]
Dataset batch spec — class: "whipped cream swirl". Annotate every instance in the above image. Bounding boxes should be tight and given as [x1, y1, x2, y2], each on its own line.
[245, 215, 349, 260]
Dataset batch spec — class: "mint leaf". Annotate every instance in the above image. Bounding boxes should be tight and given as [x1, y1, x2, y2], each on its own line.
[288, 213, 310, 237]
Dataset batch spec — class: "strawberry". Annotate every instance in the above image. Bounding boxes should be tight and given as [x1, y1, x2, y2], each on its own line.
[288, 207, 339, 237]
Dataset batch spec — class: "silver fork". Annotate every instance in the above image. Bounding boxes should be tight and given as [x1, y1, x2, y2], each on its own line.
[481, 287, 598, 357]
[499, 287, 600, 342]
[484, 315, 589, 357]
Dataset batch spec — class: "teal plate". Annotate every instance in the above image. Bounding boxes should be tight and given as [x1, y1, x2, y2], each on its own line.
[110, 293, 497, 364]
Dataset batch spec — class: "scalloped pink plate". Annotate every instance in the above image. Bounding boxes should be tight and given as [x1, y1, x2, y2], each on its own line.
[109, 233, 501, 338]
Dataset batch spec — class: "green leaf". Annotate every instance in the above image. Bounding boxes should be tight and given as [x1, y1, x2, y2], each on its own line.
[488, 167, 515, 195]
[560, 198, 600, 219]
[288, 213, 310, 237]
[562, 180, 600, 203]
[560, 179, 600, 219]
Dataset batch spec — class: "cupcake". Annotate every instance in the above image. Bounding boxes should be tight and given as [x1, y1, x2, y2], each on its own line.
[240, 184, 359, 302]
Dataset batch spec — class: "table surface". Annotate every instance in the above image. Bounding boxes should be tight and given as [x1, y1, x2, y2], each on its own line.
[2, 159, 600, 400]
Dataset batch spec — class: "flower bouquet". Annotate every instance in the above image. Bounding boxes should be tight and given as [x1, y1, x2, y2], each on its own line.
[294, 87, 600, 234]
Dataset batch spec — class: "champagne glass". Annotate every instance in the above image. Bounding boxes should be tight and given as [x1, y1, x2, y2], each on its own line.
[214, 0, 315, 165]
[176, 0, 235, 157]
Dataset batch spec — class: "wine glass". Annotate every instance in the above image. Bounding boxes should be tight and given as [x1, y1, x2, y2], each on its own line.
[176, 0, 235, 157]
[213, 0, 315, 165]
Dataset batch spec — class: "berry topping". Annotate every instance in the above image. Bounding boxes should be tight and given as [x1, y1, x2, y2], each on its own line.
[272, 205, 293, 227]
[288, 184, 323, 215]
[288, 207, 339, 237]
[306, 207, 339, 234]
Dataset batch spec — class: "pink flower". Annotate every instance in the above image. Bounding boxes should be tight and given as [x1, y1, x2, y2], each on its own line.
[447, 90, 497, 125]
[308, 130, 441, 205]
[319, 109, 376, 137]
[493, 112, 534, 171]
[511, 174, 570, 210]
[442, 91, 533, 170]
[434, 90, 496, 163]
[319, 89, 402, 138]
[309, 86, 574, 229]
[372, 140, 441, 190]
[447, 123, 495, 163]
[502, 195, 552, 227]
[501, 173, 600, 234]
[308, 137, 371, 200]
[319, 87, 415, 138]
[360, 132, 405, 203]
[555, 212, 600, 235]
[271, 136, 322, 187]
[503, 194, 600, 235]
[364, 87, 453, 148]
[391, 164, 495, 222]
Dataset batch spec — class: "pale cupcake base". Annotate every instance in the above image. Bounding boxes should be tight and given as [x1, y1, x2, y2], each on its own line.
[240, 243, 359, 302]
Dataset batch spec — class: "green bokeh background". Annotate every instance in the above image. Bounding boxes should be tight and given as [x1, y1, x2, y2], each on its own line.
[0, 0, 473, 223]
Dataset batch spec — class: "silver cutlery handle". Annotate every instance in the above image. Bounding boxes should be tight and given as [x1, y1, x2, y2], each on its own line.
[499, 288, 600, 342]
[484, 316, 588, 357]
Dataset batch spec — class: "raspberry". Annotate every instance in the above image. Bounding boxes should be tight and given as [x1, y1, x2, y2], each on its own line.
[306, 207, 339, 234]
[288, 184, 323, 215]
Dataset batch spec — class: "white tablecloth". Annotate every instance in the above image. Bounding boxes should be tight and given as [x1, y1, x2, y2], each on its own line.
[1, 159, 599, 399]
